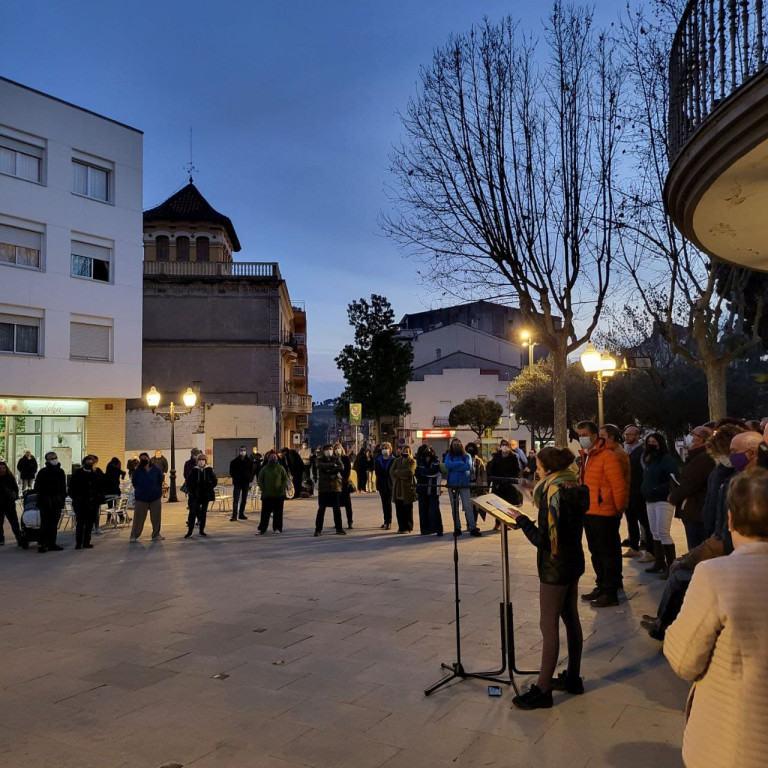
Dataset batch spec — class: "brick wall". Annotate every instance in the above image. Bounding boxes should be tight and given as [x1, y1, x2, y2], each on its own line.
[86, 398, 126, 463]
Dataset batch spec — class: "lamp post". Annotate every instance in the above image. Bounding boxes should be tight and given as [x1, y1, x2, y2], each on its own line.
[521, 331, 537, 450]
[146, 385, 197, 503]
[580, 344, 622, 426]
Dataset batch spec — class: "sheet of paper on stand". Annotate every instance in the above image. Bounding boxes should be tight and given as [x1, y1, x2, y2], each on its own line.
[470, 493, 520, 525]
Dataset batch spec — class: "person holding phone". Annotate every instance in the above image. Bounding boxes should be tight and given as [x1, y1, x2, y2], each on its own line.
[507, 446, 589, 710]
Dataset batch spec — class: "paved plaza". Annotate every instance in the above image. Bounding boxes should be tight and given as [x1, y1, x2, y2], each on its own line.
[0, 492, 688, 768]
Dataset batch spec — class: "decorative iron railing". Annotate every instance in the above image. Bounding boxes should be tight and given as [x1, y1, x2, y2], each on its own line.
[669, 0, 767, 160]
[144, 261, 282, 279]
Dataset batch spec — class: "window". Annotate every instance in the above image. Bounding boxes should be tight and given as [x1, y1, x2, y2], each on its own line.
[155, 235, 169, 261]
[176, 235, 190, 261]
[196, 236, 209, 262]
[70, 322, 111, 361]
[0, 314, 40, 355]
[71, 241, 111, 283]
[0, 224, 42, 269]
[0, 136, 42, 183]
[72, 160, 110, 202]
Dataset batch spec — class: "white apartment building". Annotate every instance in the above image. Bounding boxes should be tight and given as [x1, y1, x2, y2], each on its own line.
[0, 77, 143, 472]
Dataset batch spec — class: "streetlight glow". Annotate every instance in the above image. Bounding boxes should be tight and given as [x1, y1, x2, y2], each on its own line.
[182, 388, 197, 408]
[580, 343, 603, 373]
[146, 386, 161, 409]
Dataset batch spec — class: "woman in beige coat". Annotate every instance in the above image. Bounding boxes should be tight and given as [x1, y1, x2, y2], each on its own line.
[664, 467, 768, 768]
[390, 446, 417, 533]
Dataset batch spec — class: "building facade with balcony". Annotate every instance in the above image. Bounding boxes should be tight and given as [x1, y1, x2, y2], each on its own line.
[126, 181, 310, 469]
[666, 0, 768, 271]
[0, 77, 143, 474]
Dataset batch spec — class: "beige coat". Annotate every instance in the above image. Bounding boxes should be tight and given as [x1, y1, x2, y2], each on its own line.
[663, 541, 768, 768]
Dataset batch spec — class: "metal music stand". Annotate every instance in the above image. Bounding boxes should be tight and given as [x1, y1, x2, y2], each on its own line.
[424, 491, 538, 696]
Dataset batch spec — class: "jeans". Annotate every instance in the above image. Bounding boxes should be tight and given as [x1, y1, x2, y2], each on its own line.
[583, 515, 623, 596]
[232, 484, 249, 517]
[340, 485, 353, 526]
[657, 568, 692, 630]
[259, 497, 284, 532]
[448, 487, 475, 531]
[646, 501, 675, 545]
[683, 520, 708, 551]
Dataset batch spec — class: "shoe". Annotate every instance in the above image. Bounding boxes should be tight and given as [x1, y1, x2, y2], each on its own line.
[37, 546, 47, 553]
[238, 514, 248, 520]
[581, 587, 602, 602]
[347, 524, 353, 529]
[590, 593, 619, 608]
[0, 539, 4, 546]
[199, 531, 207, 537]
[151, 535, 165, 541]
[622, 548, 640, 558]
[335, 529, 347, 535]
[512, 684, 553, 710]
[274, 530, 282, 533]
[397, 529, 406, 534]
[641, 614, 657, 622]
[469, 528, 482, 537]
[637, 551, 656, 563]
[648, 626, 665, 641]
[314, 530, 321, 537]
[550, 671, 584, 695]
[75, 544, 82, 550]
[48, 544, 64, 551]
[230, 516, 237, 522]
[184, 530, 193, 539]
[93, 528, 102, 535]
[129, 535, 139, 542]
[256, 530, 265, 535]
[640, 618, 659, 632]
[436, 532, 444, 536]
[83, 544, 94, 549]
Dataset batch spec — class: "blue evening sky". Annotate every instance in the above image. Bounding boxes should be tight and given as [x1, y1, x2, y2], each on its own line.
[3, 0, 622, 401]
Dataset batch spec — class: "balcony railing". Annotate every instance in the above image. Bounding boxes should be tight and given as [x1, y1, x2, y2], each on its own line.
[144, 261, 282, 279]
[432, 417, 451, 427]
[669, 0, 768, 161]
[292, 365, 306, 379]
[282, 392, 312, 413]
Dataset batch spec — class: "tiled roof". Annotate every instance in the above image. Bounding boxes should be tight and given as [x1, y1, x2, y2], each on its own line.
[143, 181, 241, 251]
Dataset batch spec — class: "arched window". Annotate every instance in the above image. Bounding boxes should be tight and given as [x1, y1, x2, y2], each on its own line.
[176, 235, 190, 261]
[196, 236, 209, 262]
[155, 235, 169, 261]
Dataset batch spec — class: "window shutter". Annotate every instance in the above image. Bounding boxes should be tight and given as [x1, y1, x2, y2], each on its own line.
[70, 322, 110, 361]
[71, 240, 110, 261]
[0, 224, 42, 250]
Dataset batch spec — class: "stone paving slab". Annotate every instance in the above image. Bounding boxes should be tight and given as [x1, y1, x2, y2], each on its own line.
[0, 492, 688, 767]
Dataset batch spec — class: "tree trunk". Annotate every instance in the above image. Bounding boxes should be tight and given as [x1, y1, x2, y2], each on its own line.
[705, 361, 728, 421]
[552, 347, 569, 447]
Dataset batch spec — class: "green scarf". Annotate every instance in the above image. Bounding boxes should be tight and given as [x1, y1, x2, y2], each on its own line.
[532, 467, 579, 555]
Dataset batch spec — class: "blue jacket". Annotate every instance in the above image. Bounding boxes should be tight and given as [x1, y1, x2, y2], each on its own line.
[444, 453, 471, 487]
[131, 463, 164, 502]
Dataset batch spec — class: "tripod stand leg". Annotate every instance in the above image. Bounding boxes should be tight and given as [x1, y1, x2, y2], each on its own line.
[424, 662, 467, 695]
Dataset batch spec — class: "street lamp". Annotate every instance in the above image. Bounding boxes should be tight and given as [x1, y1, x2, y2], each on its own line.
[580, 344, 626, 426]
[146, 385, 198, 503]
[521, 330, 537, 450]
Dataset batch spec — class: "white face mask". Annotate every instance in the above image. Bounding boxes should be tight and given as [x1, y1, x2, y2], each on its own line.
[579, 436, 593, 449]
[334, 448, 343, 456]
[381, 450, 390, 457]
[239, 451, 246, 456]
[500, 446, 509, 455]
[49, 459, 59, 466]
[197, 461, 206, 468]
[323, 450, 332, 458]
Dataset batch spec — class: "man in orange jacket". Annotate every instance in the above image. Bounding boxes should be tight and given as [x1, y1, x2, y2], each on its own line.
[577, 421, 629, 607]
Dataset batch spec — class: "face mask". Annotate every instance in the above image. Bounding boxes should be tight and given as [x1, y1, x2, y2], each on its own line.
[729, 452, 750, 472]
[49, 459, 59, 466]
[323, 450, 332, 458]
[684, 435, 694, 448]
[83, 463, 93, 470]
[140, 458, 149, 467]
[382, 450, 390, 457]
[500, 446, 509, 455]
[646, 445, 658, 454]
[239, 451, 246, 457]
[268, 457, 278, 465]
[197, 461, 206, 468]
[579, 436, 593, 449]
[334, 449, 343, 456]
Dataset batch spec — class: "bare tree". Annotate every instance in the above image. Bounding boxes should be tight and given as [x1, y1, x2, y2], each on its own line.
[616, 0, 764, 420]
[384, 4, 623, 446]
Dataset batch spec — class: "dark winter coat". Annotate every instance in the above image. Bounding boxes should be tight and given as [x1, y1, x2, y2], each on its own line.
[486, 451, 523, 504]
[415, 456, 442, 496]
[668, 446, 715, 524]
[186, 466, 218, 500]
[151, 455, 169, 474]
[67, 468, 105, 509]
[132, 463, 164, 503]
[641, 452, 679, 502]
[104, 462, 125, 496]
[0, 471, 19, 512]
[317, 456, 343, 493]
[16, 454, 38, 480]
[626, 444, 645, 512]
[374, 454, 395, 495]
[516, 469, 588, 585]
[229, 455, 254, 487]
[34, 463, 67, 511]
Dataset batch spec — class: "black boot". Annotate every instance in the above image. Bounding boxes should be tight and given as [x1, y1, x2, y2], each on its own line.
[645, 540, 665, 574]
[660, 543, 676, 580]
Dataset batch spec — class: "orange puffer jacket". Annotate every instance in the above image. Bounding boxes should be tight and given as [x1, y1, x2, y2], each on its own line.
[579, 442, 628, 517]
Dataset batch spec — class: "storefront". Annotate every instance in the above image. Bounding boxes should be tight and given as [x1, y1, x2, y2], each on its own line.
[0, 398, 89, 475]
